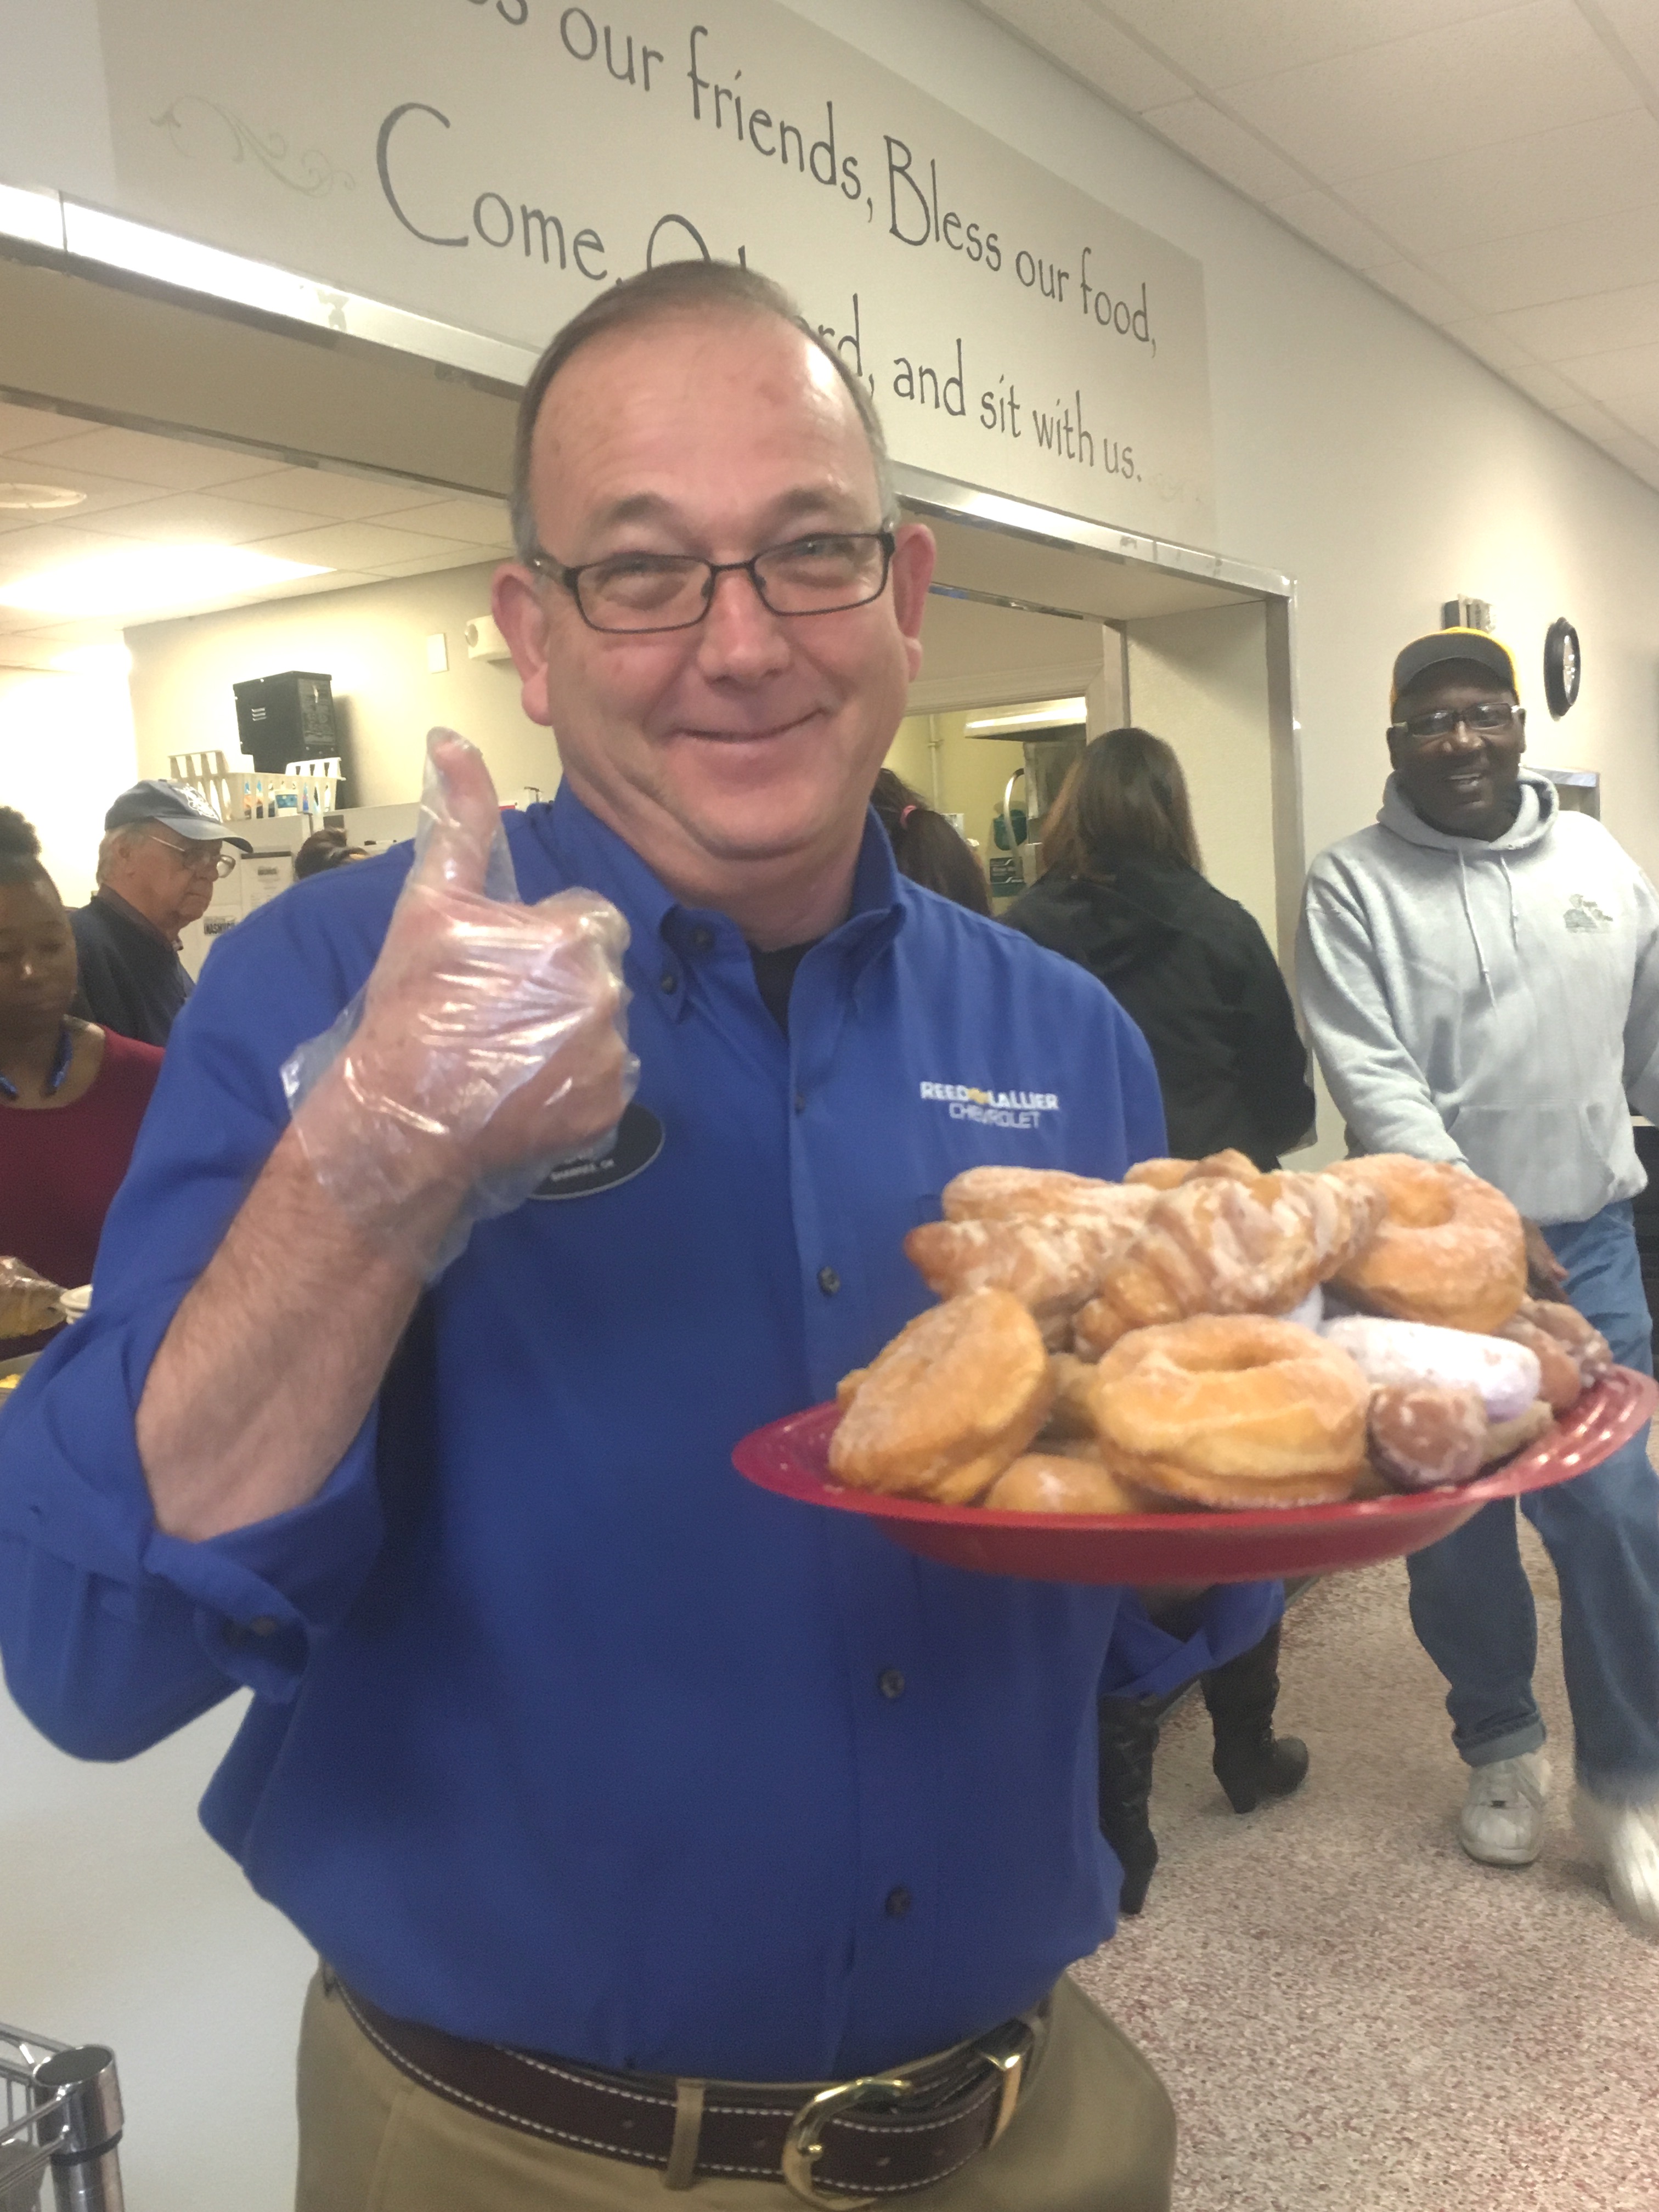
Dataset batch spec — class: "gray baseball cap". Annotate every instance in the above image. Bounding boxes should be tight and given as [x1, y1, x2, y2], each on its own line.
[104, 778, 252, 854]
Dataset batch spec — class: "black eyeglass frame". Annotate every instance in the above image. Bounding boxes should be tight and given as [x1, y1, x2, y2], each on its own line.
[140, 831, 237, 878]
[522, 528, 898, 635]
[1386, 702, 1525, 747]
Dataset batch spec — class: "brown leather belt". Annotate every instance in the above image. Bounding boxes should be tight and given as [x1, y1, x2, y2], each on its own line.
[335, 1973, 1041, 2204]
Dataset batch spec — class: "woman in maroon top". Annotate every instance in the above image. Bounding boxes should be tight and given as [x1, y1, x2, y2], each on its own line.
[0, 809, 162, 1356]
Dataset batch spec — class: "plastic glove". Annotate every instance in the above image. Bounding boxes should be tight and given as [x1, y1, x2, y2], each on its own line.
[283, 729, 638, 1274]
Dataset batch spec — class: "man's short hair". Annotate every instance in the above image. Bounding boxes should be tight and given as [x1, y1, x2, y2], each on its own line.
[509, 261, 895, 561]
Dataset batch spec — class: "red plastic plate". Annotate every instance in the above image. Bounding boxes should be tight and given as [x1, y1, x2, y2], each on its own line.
[733, 1368, 1657, 1585]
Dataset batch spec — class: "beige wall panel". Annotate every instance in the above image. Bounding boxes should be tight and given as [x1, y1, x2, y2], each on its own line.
[126, 563, 557, 811]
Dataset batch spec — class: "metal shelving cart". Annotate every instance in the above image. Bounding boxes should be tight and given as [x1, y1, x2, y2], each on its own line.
[0, 2027, 124, 2212]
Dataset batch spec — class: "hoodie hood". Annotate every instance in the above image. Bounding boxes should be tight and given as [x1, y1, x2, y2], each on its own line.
[1379, 768, 1556, 855]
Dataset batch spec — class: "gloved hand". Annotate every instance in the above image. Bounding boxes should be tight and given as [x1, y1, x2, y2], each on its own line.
[283, 729, 638, 1274]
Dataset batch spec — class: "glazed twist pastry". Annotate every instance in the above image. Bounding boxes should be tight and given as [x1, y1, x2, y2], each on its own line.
[1073, 1169, 1384, 1357]
[1124, 1149, 1259, 1192]
[905, 1187, 1155, 1342]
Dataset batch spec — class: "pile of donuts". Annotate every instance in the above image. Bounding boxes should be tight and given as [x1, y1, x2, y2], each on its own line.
[830, 1150, 1613, 1514]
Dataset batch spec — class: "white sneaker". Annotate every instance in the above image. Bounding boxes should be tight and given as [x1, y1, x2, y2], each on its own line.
[1574, 1792, 1659, 1930]
[1458, 1751, 1550, 1866]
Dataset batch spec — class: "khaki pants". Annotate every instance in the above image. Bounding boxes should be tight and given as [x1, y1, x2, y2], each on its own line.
[295, 1968, 1175, 2212]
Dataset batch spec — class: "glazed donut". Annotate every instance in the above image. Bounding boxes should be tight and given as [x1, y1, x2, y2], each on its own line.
[1087, 1314, 1370, 1508]
[984, 1451, 1158, 1515]
[1368, 1384, 1488, 1491]
[1073, 1169, 1383, 1356]
[1492, 1315, 1581, 1412]
[1042, 1352, 1102, 1440]
[830, 1288, 1053, 1504]
[905, 1188, 1155, 1342]
[1328, 1155, 1524, 1334]
[1321, 1316, 1541, 1422]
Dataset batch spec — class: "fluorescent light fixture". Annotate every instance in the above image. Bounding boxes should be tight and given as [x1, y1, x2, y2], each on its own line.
[964, 698, 1088, 735]
[0, 483, 87, 512]
[50, 644, 135, 676]
[0, 182, 63, 251]
[0, 543, 330, 620]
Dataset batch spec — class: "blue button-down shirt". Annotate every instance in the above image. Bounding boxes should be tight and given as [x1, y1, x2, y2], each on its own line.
[0, 788, 1276, 2080]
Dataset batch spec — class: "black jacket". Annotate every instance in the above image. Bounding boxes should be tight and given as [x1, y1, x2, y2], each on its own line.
[71, 893, 191, 1048]
[1005, 855, 1316, 1169]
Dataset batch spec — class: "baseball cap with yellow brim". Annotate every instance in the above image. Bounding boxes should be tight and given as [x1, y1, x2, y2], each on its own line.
[1390, 628, 1520, 709]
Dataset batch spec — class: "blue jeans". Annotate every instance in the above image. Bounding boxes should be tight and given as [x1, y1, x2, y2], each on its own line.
[1404, 1199, 1659, 1804]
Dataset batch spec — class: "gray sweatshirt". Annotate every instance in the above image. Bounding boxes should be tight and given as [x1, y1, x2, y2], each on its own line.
[1296, 770, 1659, 1226]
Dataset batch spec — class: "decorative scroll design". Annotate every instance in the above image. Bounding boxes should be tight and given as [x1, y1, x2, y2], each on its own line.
[151, 97, 354, 197]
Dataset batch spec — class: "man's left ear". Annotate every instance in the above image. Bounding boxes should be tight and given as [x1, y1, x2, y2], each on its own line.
[492, 563, 556, 729]
[889, 522, 936, 680]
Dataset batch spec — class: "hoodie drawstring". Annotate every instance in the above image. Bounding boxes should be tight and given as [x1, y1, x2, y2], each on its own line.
[1502, 859, 1520, 952]
[1458, 850, 1497, 1008]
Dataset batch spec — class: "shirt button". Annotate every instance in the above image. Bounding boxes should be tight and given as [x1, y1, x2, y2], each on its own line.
[691, 926, 714, 953]
[659, 970, 678, 995]
[877, 1668, 906, 1701]
[885, 1886, 912, 1920]
[817, 1266, 840, 1296]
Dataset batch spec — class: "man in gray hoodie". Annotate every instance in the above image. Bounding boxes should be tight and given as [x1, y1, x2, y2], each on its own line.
[1297, 627, 1659, 1932]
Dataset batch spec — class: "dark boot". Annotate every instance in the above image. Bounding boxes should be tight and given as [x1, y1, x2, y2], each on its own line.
[1097, 1695, 1160, 1913]
[1201, 1619, 1309, 1815]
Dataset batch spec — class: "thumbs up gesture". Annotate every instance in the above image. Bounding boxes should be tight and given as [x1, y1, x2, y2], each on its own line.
[284, 729, 637, 1269]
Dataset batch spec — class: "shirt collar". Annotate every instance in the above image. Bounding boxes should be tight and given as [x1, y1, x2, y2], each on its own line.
[516, 787, 907, 1017]
[96, 885, 182, 952]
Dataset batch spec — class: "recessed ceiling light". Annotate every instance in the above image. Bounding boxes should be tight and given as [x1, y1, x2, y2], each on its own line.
[964, 698, 1088, 735]
[0, 482, 88, 512]
[0, 543, 330, 619]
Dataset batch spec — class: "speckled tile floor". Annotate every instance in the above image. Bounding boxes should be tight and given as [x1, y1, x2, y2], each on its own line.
[1071, 1530, 1659, 2210]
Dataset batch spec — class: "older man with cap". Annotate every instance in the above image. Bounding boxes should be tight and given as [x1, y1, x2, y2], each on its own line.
[72, 778, 251, 1046]
[0, 261, 1280, 2212]
[1297, 626, 1659, 1929]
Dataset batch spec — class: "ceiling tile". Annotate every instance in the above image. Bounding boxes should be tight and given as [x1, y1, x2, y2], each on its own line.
[1590, 0, 1659, 98]
[1502, 359, 1593, 407]
[383, 496, 512, 549]
[1555, 343, 1659, 414]
[1223, 3, 1639, 182]
[975, 1, 1189, 110]
[1339, 108, 1659, 258]
[77, 489, 343, 546]
[1490, 280, 1659, 362]
[1441, 318, 1535, 372]
[1091, 0, 1527, 91]
[227, 466, 470, 523]
[360, 554, 502, 580]
[0, 401, 81, 455]
[1366, 259, 1475, 325]
[4, 424, 289, 493]
[1424, 202, 1659, 313]
[1138, 96, 1309, 201]
[248, 521, 486, 571]
[1267, 188, 1398, 269]
[0, 523, 149, 583]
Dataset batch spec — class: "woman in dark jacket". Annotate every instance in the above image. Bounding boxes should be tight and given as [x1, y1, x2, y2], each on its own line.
[1006, 727, 1318, 1911]
[1005, 726, 1314, 1168]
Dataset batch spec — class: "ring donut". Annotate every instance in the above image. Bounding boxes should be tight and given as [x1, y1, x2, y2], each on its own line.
[1088, 1314, 1369, 1508]
[1328, 1155, 1525, 1335]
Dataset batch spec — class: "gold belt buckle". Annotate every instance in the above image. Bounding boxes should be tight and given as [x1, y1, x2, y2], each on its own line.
[780, 2017, 1034, 2208]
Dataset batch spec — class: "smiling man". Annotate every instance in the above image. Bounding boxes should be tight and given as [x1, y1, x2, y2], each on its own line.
[0, 264, 1275, 2212]
[1297, 628, 1659, 1929]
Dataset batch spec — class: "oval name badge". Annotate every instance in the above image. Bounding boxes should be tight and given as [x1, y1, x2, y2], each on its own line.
[530, 1103, 665, 1201]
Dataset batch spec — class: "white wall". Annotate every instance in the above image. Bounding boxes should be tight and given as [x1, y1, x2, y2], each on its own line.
[794, 0, 1659, 902]
[0, 668, 137, 904]
[126, 565, 558, 814]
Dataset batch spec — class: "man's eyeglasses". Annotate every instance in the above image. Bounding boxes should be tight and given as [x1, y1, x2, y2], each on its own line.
[144, 833, 236, 878]
[1388, 702, 1522, 748]
[525, 529, 896, 635]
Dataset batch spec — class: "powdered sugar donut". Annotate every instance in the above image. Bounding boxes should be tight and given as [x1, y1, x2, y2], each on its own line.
[1322, 1314, 1540, 1422]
